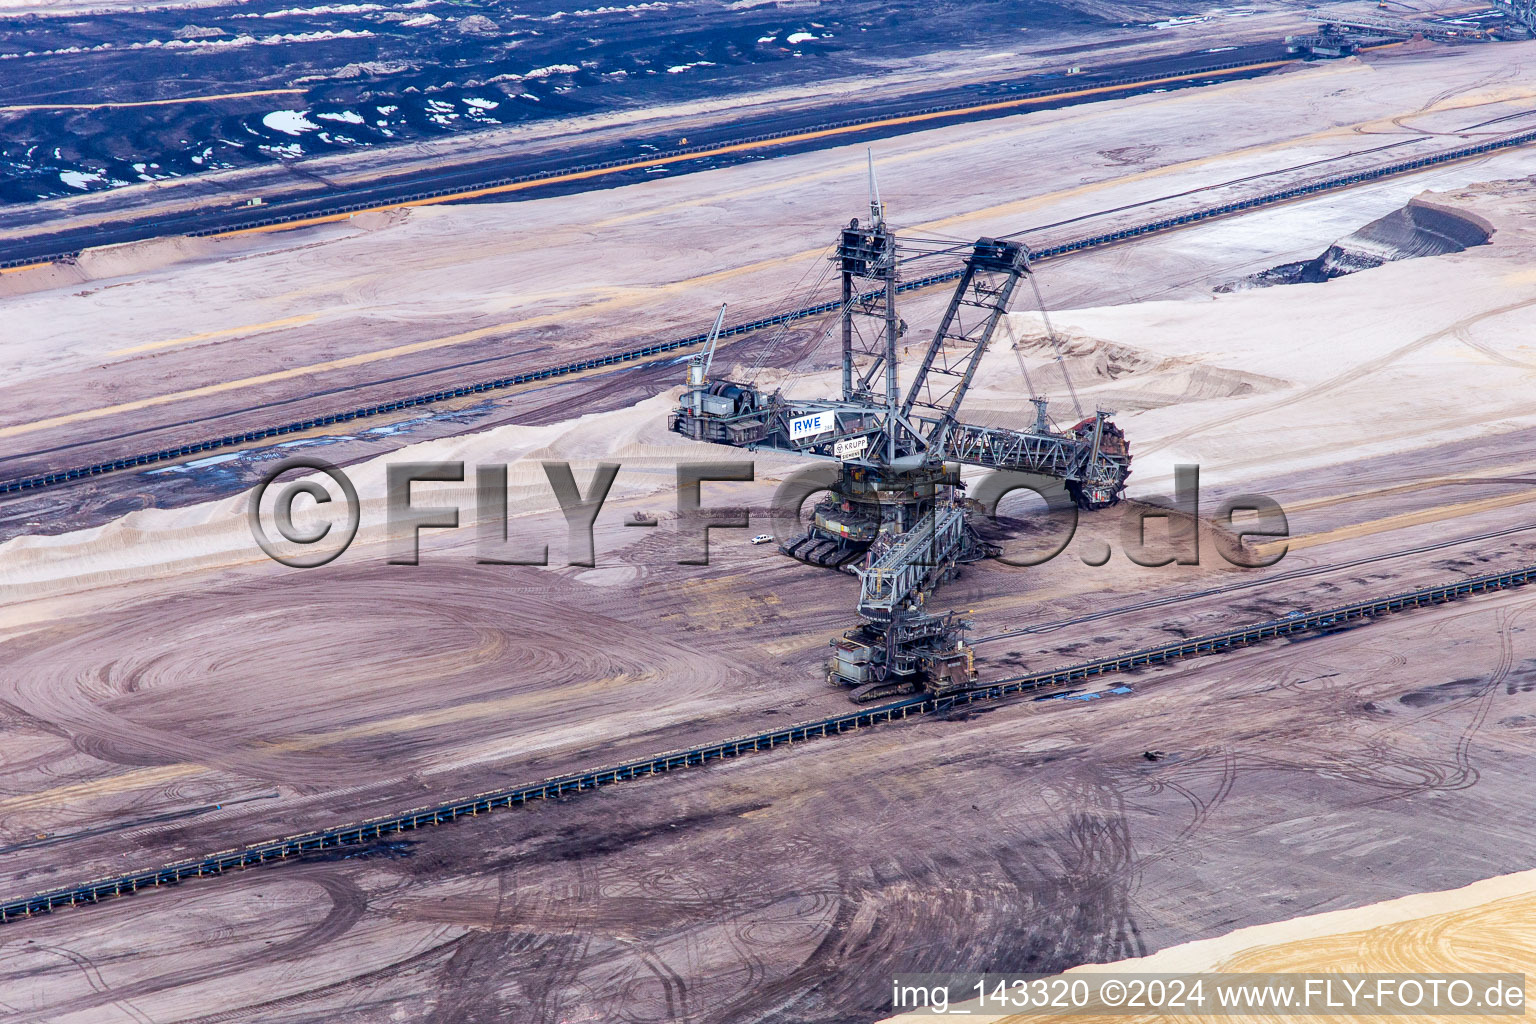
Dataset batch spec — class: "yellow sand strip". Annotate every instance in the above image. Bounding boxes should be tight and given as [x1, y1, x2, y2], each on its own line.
[883, 870, 1536, 1021]
[211, 60, 1293, 241]
[107, 313, 320, 357]
[1277, 462, 1536, 516]
[0, 306, 596, 440]
[1256, 489, 1536, 557]
[0, 63, 1287, 280]
[0, 763, 200, 817]
[0, 232, 818, 439]
[261, 675, 633, 753]
[0, 675, 635, 818]
[9, 59, 1443, 439]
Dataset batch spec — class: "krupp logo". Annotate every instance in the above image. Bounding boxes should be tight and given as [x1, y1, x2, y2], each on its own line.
[247, 457, 1290, 569]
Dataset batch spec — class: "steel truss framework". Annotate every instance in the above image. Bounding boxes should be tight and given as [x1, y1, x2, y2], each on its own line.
[669, 186, 1132, 695]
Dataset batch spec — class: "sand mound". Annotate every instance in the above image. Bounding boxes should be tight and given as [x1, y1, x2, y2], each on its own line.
[881, 868, 1536, 1022]
[1004, 321, 1157, 378]
[0, 235, 237, 299]
[1097, 868, 1536, 979]
[73, 235, 224, 280]
[342, 207, 416, 233]
[999, 316, 1162, 392]
[1094, 362, 1289, 413]
[0, 389, 809, 611]
[1237, 193, 1493, 288]
[0, 262, 91, 298]
[984, 315, 1288, 419]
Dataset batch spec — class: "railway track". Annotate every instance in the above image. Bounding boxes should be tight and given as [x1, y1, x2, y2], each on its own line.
[6, 121, 1536, 499]
[2, 559, 1530, 927]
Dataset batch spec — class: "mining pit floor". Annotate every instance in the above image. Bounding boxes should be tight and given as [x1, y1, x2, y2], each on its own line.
[1, 36, 1536, 1024]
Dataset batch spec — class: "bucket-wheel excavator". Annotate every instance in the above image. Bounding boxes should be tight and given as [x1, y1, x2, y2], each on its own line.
[670, 161, 1131, 700]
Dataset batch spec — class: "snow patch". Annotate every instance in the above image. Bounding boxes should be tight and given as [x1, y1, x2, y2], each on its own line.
[249, 3, 383, 16]
[111, 29, 374, 52]
[59, 169, 105, 190]
[523, 63, 579, 79]
[549, 2, 668, 18]
[263, 109, 321, 135]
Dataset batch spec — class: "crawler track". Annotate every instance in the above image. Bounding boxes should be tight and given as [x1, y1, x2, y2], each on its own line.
[6, 122, 1536, 498]
[2, 560, 1530, 927]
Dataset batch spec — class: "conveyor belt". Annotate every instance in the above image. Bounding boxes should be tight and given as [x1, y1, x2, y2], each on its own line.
[0, 57, 1283, 271]
[2, 559, 1530, 927]
[6, 121, 1535, 498]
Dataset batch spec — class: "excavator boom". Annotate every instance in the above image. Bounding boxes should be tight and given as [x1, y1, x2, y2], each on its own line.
[899, 238, 1030, 450]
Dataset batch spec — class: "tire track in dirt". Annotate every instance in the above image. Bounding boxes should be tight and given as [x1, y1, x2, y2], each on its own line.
[6, 867, 370, 1023]
[1141, 295, 1536, 458]
[0, 556, 745, 856]
[179, 933, 470, 1024]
